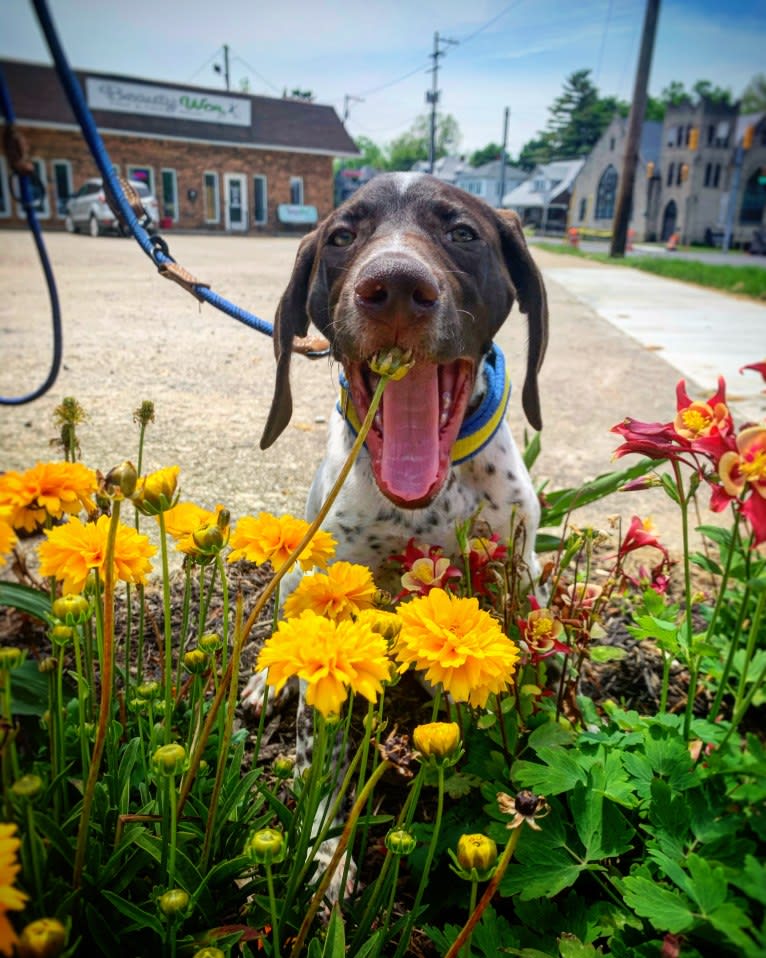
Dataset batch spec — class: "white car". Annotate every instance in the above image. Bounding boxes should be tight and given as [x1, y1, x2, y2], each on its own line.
[65, 178, 160, 236]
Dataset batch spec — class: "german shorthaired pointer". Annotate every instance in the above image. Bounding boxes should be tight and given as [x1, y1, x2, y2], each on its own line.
[247, 171, 548, 892]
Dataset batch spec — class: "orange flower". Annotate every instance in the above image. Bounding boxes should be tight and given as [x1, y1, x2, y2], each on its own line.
[0, 513, 15, 568]
[227, 512, 336, 571]
[0, 823, 28, 957]
[283, 561, 377, 621]
[162, 501, 229, 554]
[394, 588, 520, 707]
[39, 514, 156, 594]
[257, 610, 391, 718]
[0, 461, 97, 532]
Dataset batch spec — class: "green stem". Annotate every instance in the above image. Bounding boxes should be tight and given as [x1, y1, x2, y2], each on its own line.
[158, 511, 174, 744]
[704, 514, 743, 724]
[672, 462, 696, 741]
[393, 764, 446, 958]
[462, 879, 479, 958]
[73, 501, 121, 887]
[265, 863, 281, 958]
[167, 773, 179, 888]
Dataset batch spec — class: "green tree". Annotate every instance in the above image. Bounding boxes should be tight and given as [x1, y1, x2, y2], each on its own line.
[692, 79, 732, 106]
[387, 113, 461, 171]
[543, 69, 619, 159]
[470, 142, 503, 166]
[741, 73, 766, 112]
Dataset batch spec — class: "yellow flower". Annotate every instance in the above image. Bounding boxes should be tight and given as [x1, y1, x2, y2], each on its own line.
[227, 512, 336, 571]
[456, 833, 498, 875]
[162, 501, 229, 554]
[283, 561, 377, 621]
[38, 514, 156, 594]
[354, 607, 402, 641]
[0, 513, 16, 568]
[132, 466, 180, 515]
[16, 917, 67, 958]
[394, 588, 520, 707]
[0, 823, 29, 957]
[257, 610, 391, 718]
[0, 461, 97, 533]
[412, 721, 461, 759]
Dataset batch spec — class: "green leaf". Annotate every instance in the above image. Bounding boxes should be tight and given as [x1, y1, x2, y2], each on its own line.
[539, 459, 657, 528]
[620, 875, 695, 933]
[686, 853, 727, 915]
[321, 905, 345, 958]
[100, 890, 164, 936]
[730, 855, 766, 905]
[0, 581, 52, 621]
[558, 935, 604, 957]
[501, 812, 585, 900]
[513, 747, 588, 795]
[570, 762, 635, 860]
[588, 645, 627, 663]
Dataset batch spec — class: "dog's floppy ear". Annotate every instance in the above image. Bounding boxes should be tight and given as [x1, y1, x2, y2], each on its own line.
[495, 209, 548, 432]
[260, 230, 320, 449]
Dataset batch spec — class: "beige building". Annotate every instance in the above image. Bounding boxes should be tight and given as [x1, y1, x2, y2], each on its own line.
[568, 116, 661, 241]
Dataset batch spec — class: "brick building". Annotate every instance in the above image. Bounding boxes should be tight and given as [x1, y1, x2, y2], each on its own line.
[0, 58, 358, 233]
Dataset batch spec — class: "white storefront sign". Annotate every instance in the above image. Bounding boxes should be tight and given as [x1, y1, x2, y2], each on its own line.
[85, 77, 251, 127]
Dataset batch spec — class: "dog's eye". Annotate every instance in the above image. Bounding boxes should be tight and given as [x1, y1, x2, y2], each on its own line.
[448, 225, 478, 243]
[328, 228, 356, 248]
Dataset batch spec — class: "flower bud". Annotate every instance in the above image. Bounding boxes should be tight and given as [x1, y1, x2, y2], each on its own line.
[104, 460, 138, 498]
[0, 647, 24, 671]
[273, 753, 295, 779]
[16, 917, 67, 958]
[137, 680, 161, 700]
[11, 774, 43, 800]
[456, 833, 497, 876]
[133, 400, 155, 427]
[244, 827, 286, 865]
[198, 632, 223, 654]
[183, 649, 209, 675]
[193, 949, 225, 958]
[133, 466, 180, 515]
[216, 509, 230, 531]
[192, 524, 224, 553]
[158, 888, 190, 918]
[412, 721, 461, 762]
[385, 827, 417, 856]
[49, 624, 73, 647]
[368, 347, 415, 381]
[152, 743, 187, 777]
[38, 656, 56, 674]
[52, 593, 91, 624]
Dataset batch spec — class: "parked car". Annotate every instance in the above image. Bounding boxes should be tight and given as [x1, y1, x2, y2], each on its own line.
[65, 177, 160, 236]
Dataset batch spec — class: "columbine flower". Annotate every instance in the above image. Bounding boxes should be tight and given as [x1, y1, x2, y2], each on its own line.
[673, 378, 732, 441]
[741, 360, 766, 384]
[466, 533, 508, 596]
[0, 823, 29, 957]
[38, 514, 155, 593]
[256, 610, 391, 718]
[162, 501, 229, 555]
[390, 539, 461, 598]
[618, 516, 669, 561]
[394, 588, 520, 707]
[132, 466, 180, 515]
[518, 604, 568, 661]
[282, 561, 377, 621]
[716, 424, 766, 543]
[0, 461, 97, 533]
[227, 512, 336, 571]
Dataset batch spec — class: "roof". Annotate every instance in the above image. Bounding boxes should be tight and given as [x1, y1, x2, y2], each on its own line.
[461, 158, 526, 179]
[1, 58, 359, 157]
[502, 158, 585, 208]
[411, 154, 467, 182]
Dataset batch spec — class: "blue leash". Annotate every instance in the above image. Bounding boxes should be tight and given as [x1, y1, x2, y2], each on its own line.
[1, 0, 328, 406]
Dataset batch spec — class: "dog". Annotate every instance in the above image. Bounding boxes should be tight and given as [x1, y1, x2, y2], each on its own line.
[247, 171, 548, 892]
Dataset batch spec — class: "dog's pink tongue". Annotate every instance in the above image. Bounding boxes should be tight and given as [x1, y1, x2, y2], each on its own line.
[379, 363, 440, 502]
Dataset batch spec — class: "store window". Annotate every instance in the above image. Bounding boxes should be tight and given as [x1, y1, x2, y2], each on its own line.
[595, 165, 617, 219]
[289, 176, 304, 205]
[161, 168, 178, 222]
[127, 165, 154, 193]
[16, 158, 50, 218]
[204, 172, 220, 223]
[52, 160, 73, 217]
[253, 175, 268, 225]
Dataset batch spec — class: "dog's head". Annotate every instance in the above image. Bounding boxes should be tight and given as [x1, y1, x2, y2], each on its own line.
[261, 172, 548, 508]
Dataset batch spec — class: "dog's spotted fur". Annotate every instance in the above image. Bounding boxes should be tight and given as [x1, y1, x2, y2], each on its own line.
[246, 172, 549, 897]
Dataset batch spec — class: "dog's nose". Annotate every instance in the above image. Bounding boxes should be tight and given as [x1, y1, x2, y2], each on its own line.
[354, 257, 439, 319]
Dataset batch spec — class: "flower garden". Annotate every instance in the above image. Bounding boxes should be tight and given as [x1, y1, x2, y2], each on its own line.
[0, 360, 764, 957]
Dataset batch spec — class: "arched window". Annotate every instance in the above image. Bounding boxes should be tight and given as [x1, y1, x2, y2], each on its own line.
[595, 165, 618, 219]
[740, 168, 766, 224]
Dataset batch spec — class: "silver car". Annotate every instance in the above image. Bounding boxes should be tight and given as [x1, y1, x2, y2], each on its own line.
[65, 177, 160, 236]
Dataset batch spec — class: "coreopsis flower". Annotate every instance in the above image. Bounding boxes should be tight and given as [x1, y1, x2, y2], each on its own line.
[0, 823, 29, 957]
[715, 424, 766, 544]
[412, 721, 461, 760]
[132, 465, 180, 515]
[497, 789, 550, 831]
[256, 610, 391, 718]
[162, 501, 229, 555]
[354, 607, 402, 641]
[452, 833, 498, 881]
[0, 461, 97, 533]
[244, 827, 286, 866]
[394, 588, 520, 707]
[282, 561, 377, 621]
[0, 514, 15, 567]
[157, 888, 190, 918]
[15, 917, 67, 958]
[38, 514, 155, 593]
[227, 512, 335, 571]
[390, 538, 461, 598]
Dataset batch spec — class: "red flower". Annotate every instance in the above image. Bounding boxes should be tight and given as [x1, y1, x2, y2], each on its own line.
[611, 417, 683, 461]
[389, 538, 462, 598]
[466, 533, 508, 596]
[618, 516, 669, 562]
[740, 360, 766, 384]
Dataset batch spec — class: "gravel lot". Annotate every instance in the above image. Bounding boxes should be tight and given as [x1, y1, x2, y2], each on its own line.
[1, 228, 712, 555]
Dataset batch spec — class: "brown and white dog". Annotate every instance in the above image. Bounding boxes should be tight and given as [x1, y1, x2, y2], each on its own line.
[246, 171, 548, 892]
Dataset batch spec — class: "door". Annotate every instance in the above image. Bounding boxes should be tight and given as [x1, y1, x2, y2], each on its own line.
[661, 200, 677, 242]
[224, 173, 247, 231]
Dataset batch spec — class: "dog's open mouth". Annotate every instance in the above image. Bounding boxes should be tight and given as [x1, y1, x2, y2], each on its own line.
[345, 358, 475, 508]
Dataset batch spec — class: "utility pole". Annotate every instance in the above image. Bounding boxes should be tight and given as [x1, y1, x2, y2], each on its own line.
[499, 106, 510, 207]
[343, 94, 364, 123]
[214, 44, 230, 91]
[609, 0, 660, 257]
[427, 31, 458, 173]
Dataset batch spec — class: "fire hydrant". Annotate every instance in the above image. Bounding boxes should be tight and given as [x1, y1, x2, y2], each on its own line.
[568, 227, 579, 248]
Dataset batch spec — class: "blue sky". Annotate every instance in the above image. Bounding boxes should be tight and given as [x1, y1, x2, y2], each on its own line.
[3, 0, 765, 157]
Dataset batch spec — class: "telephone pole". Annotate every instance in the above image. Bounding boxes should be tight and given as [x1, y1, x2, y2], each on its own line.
[427, 31, 458, 173]
[609, 0, 660, 257]
[499, 107, 510, 207]
[213, 44, 230, 91]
